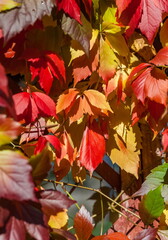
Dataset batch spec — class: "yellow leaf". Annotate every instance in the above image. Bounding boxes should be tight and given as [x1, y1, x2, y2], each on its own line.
[48, 210, 68, 229]
[0, 0, 21, 12]
[106, 33, 129, 56]
[83, 89, 112, 113]
[160, 206, 168, 230]
[107, 123, 141, 178]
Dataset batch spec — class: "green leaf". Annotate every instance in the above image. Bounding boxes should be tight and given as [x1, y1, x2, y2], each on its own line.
[61, 13, 92, 56]
[135, 163, 168, 196]
[139, 186, 165, 225]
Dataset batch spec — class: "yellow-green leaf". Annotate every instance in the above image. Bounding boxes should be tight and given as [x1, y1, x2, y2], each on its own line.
[0, 0, 21, 12]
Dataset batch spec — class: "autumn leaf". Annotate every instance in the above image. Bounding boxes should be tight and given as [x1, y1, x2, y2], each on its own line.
[74, 205, 94, 240]
[133, 228, 158, 240]
[0, 0, 21, 12]
[0, 150, 36, 201]
[56, 0, 81, 24]
[28, 51, 66, 94]
[0, 198, 49, 240]
[48, 210, 68, 229]
[79, 119, 106, 173]
[116, 0, 167, 43]
[0, 114, 23, 146]
[13, 91, 57, 124]
[107, 124, 140, 178]
[162, 129, 168, 152]
[0, 63, 14, 116]
[34, 134, 61, 158]
[61, 13, 92, 56]
[39, 190, 75, 218]
[91, 232, 130, 240]
[99, 35, 117, 84]
[0, 0, 54, 41]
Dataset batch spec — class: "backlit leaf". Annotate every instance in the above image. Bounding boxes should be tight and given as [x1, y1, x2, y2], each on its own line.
[0, 0, 21, 12]
[99, 36, 117, 84]
[0, 150, 36, 201]
[74, 205, 94, 240]
[56, 88, 79, 113]
[0, 114, 23, 146]
[29, 51, 66, 94]
[13, 91, 56, 124]
[162, 129, 168, 152]
[91, 232, 130, 240]
[56, 0, 81, 24]
[48, 210, 68, 229]
[79, 120, 106, 173]
[0, 0, 54, 41]
[139, 186, 165, 225]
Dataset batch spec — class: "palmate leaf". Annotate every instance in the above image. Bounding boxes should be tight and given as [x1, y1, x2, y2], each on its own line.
[0, 150, 36, 201]
[0, 0, 54, 42]
[13, 91, 57, 124]
[28, 51, 66, 94]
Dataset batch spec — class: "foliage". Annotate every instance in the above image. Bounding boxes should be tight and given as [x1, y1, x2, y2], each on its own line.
[0, 0, 168, 239]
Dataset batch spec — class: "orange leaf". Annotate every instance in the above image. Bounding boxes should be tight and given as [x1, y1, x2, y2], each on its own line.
[91, 232, 130, 240]
[56, 88, 79, 113]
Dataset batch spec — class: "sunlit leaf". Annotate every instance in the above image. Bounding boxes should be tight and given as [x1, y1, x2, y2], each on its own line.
[91, 232, 130, 240]
[79, 120, 105, 173]
[0, 0, 21, 12]
[48, 210, 68, 229]
[0, 114, 23, 146]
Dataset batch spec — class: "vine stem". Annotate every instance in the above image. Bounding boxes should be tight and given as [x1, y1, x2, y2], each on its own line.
[43, 179, 140, 219]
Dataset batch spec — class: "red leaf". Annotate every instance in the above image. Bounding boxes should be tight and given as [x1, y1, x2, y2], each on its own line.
[131, 66, 168, 106]
[79, 120, 105, 173]
[34, 134, 61, 158]
[117, 0, 143, 38]
[82, 0, 92, 16]
[56, 0, 81, 24]
[150, 46, 168, 66]
[13, 91, 56, 124]
[29, 51, 66, 94]
[0, 63, 15, 116]
[133, 228, 158, 240]
[74, 205, 94, 240]
[162, 129, 168, 152]
[0, 150, 36, 201]
[91, 232, 130, 240]
[138, 0, 162, 43]
[116, 0, 132, 16]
